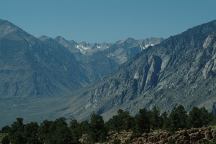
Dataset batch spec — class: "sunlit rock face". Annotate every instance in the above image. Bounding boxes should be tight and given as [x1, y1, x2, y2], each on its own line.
[70, 20, 216, 120]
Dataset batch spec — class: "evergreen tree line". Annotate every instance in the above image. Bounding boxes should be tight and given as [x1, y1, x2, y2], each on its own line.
[1, 105, 216, 144]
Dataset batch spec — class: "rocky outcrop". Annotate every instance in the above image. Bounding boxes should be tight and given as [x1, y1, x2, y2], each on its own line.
[202, 33, 216, 79]
[145, 55, 162, 89]
[79, 128, 216, 144]
[131, 128, 216, 144]
[203, 33, 216, 49]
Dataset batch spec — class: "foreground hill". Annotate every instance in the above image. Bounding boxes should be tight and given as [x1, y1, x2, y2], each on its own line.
[69, 20, 216, 120]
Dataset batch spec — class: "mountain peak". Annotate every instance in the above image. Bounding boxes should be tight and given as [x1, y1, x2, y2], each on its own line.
[55, 36, 77, 49]
[125, 37, 136, 41]
[0, 18, 7, 23]
[55, 36, 66, 41]
[0, 19, 20, 37]
[0, 19, 36, 43]
[39, 35, 52, 41]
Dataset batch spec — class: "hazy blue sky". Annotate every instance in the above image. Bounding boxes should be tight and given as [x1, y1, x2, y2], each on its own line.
[0, 0, 215, 42]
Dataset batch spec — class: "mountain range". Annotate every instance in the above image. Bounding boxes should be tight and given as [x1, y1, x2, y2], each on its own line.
[64, 19, 216, 121]
[0, 19, 162, 126]
[0, 19, 162, 98]
[1, 19, 216, 127]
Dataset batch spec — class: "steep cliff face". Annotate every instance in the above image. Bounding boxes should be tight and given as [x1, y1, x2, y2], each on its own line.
[70, 20, 216, 120]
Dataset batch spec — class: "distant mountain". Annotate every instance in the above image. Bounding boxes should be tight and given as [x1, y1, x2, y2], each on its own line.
[55, 36, 111, 55]
[68, 20, 216, 120]
[104, 37, 163, 64]
[55, 36, 162, 62]
[54, 36, 163, 82]
[0, 19, 88, 98]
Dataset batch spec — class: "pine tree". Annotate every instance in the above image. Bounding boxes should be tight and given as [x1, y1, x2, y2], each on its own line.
[149, 106, 162, 129]
[1, 135, 10, 144]
[89, 113, 107, 142]
[9, 118, 26, 144]
[69, 119, 82, 143]
[168, 105, 188, 131]
[134, 108, 150, 133]
[189, 107, 213, 128]
[106, 109, 134, 132]
[24, 122, 41, 144]
[161, 112, 169, 129]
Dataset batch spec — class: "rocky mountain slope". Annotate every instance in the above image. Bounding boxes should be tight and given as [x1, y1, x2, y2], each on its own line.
[104, 37, 162, 65]
[0, 19, 90, 98]
[68, 20, 216, 120]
